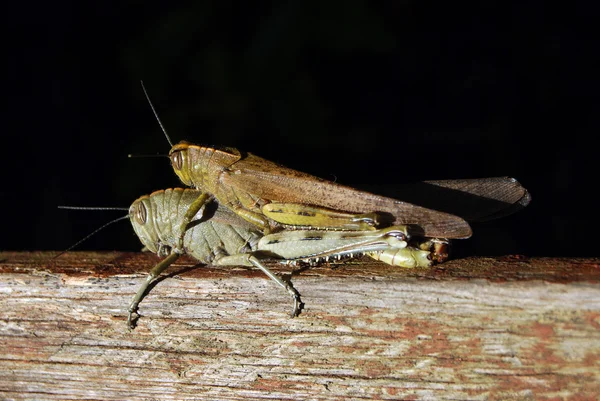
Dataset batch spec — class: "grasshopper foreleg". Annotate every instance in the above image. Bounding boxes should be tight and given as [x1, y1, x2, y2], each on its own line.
[127, 252, 180, 329]
[177, 192, 211, 249]
[214, 254, 303, 317]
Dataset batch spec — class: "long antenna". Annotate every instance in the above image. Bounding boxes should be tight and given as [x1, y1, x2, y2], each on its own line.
[140, 80, 173, 147]
[55, 209, 130, 259]
[127, 153, 168, 159]
[58, 206, 129, 211]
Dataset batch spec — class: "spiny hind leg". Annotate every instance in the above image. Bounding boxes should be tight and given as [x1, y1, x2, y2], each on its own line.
[262, 203, 380, 231]
[215, 253, 303, 317]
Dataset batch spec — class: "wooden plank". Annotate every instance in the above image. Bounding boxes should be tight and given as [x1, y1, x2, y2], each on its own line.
[1, 252, 599, 400]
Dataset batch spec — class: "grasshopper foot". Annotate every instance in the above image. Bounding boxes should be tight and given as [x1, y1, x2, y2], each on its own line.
[127, 308, 140, 330]
[290, 289, 304, 318]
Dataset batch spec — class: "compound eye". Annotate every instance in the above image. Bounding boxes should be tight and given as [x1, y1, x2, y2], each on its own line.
[134, 202, 147, 225]
[170, 151, 183, 170]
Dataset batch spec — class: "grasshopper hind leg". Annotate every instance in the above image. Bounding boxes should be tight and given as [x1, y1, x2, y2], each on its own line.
[261, 203, 382, 231]
[214, 254, 303, 317]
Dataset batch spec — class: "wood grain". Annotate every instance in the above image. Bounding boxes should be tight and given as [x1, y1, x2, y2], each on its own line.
[1, 252, 599, 400]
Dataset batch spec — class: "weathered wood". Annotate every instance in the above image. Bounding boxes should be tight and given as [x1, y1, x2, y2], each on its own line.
[1, 251, 599, 400]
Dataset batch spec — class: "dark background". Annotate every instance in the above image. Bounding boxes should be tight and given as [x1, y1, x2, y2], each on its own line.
[5, 1, 598, 258]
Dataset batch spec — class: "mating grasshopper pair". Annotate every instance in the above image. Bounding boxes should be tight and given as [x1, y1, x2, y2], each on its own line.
[87, 85, 530, 328]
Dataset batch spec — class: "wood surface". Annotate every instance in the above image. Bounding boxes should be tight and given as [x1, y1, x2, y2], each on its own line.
[1, 251, 599, 400]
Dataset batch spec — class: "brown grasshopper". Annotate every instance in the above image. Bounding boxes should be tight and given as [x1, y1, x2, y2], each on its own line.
[127, 188, 434, 328]
[140, 84, 530, 262]
[139, 84, 472, 237]
[168, 142, 530, 235]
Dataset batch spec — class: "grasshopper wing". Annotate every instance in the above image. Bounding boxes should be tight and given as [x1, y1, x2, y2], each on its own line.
[391, 177, 531, 222]
[222, 154, 473, 239]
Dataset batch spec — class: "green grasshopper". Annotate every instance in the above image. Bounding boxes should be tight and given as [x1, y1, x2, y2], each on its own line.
[127, 188, 433, 328]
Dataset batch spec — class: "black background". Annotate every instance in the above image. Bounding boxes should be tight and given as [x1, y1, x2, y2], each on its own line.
[5, 1, 599, 258]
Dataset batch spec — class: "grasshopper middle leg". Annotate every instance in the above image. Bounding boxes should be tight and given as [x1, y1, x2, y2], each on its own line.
[213, 253, 303, 317]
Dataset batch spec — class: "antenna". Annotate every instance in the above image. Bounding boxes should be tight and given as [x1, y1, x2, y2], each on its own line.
[140, 80, 173, 147]
[58, 206, 129, 211]
[55, 207, 130, 259]
[127, 153, 168, 159]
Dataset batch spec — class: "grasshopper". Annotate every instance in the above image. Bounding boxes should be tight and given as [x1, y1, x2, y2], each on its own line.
[167, 141, 530, 236]
[140, 85, 530, 258]
[139, 84, 473, 238]
[168, 141, 473, 235]
[127, 188, 434, 328]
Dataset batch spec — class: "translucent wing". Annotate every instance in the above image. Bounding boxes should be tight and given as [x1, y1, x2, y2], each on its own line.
[222, 154, 473, 239]
[392, 177, 531, 222]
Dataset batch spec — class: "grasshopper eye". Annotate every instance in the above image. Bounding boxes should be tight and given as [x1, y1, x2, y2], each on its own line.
[170, 151, 183, 170]
[134, 202, 147, 225]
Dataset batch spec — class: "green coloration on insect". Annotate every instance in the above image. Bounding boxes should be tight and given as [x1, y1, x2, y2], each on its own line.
[127, 188, 436, 328]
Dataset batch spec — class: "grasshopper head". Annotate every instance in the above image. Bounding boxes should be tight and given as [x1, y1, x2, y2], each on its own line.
[129, 195, 162, 255]
[169, 141, 195, 186]
[169, 141, 242, 190]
